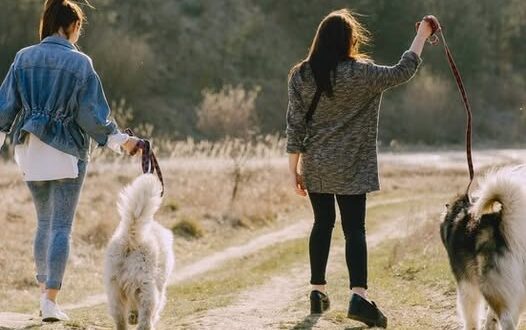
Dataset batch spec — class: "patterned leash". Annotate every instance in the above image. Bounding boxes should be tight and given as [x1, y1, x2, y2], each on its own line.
[124, 128, 165, 197]
[417, 16, 475, 194]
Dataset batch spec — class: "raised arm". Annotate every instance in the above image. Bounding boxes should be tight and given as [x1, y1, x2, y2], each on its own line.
[410, 16, 436, 57]
[363, 17, 436, 92]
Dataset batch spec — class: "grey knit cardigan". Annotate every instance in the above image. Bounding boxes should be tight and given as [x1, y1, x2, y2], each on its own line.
[286, 50, 422, 195]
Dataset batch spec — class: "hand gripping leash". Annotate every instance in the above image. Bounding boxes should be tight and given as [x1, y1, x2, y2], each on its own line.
[417, 16, 475, 195]
[124, 128, 165, 197]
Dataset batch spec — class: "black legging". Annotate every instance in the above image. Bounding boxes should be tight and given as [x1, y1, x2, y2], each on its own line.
[308, 192, 367, 289]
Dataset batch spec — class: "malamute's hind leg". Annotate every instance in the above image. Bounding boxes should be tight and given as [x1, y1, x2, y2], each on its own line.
[497, 310, 519, 330]
[484, 287, 522, 330]
[457, 281, 483, 330]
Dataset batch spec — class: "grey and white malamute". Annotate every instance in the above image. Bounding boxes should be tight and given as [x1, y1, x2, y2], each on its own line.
[441, 167, 526, 330]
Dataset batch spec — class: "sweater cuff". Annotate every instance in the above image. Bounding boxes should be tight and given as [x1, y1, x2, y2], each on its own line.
[106, 132, 130, 154]
[403, 50, 423, 67]
[286, 142, 304, 154]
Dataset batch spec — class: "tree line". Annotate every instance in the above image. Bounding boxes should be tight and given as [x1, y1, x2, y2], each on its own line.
[0, 0, 525, 145]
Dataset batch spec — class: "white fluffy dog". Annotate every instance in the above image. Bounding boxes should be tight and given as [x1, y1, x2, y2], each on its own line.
[441, 166, 526, 330]
[104, 174, 175, 330]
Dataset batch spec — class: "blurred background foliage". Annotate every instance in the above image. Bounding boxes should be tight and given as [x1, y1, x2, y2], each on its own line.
[0, 0, 525, 145]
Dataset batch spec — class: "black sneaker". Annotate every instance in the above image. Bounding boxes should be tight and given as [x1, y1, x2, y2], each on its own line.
[310, 290, 330, 314]
[347, 294, 387, 328]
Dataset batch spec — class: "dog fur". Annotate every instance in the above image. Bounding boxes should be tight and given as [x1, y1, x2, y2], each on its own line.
[441, 166, 526, 330]
[104, 174, 175, 330]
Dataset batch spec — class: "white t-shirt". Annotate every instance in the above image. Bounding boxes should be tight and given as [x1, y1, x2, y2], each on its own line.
[0, 132, 128, 181]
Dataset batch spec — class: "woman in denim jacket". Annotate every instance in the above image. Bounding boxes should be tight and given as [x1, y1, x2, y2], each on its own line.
[0, 0, 140, 322]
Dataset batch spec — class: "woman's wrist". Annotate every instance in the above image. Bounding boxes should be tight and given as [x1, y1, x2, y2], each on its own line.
[106, 132, 129, 154]
[415, 31, 429, 40]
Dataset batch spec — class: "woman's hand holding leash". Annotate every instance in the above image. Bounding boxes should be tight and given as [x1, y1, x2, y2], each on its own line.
[123, 128, 165, 196]
[410, 15, 441, 56]
[416, 15, 441, 44]
[122, 136, 142, 155]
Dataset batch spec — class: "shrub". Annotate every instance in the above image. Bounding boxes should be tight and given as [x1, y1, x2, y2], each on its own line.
[172, 218, 204, 239]
[197, 85, 261, 139]
[164, 199, 180, 213]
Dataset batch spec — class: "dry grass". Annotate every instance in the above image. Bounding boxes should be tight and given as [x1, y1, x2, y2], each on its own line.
[2, 139, 525, 328]
[0, 137, 307, 313]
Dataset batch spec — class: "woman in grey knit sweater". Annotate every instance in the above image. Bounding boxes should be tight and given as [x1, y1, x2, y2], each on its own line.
[286, 9, 437, 327]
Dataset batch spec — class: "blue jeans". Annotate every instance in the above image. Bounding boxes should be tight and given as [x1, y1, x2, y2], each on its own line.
[26, 160, 87, 290]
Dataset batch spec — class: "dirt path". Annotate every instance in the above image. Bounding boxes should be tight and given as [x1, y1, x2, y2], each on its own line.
[48, 195, 424, 312]
[60, 221, 312, 311]
[0, 222, 313, 329]
[0, 196, 435, 329]
[177, 213, 409, 330]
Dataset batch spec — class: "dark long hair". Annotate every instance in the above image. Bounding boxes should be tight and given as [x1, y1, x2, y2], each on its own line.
[39, 0, 86, 41]
[291, 9, 371, 97]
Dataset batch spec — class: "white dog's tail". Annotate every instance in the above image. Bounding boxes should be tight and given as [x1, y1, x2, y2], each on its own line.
[117, 174, 163, 244]
[472, 166, 526, 247]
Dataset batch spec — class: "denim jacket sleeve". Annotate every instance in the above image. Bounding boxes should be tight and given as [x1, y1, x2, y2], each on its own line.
[76, 72, 118, 146]
[0, 63, 22, 133]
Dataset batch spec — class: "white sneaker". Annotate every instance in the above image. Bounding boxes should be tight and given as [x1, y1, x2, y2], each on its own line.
[40, 297, 69, 322]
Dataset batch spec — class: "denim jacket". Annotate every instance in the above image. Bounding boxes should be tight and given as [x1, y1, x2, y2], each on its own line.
[0, 35, 118, 160]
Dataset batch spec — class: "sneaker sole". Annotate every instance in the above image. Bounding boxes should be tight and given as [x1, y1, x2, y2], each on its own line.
[310, 300, 330, 315]
[347, 312, 386, 328]
[42, 317, 60, 323]
[310, 306, 330, 315]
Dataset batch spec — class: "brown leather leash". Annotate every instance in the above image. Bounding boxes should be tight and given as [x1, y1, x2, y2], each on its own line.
[417, 16, 475, 194]
[124, 128, 165, 197]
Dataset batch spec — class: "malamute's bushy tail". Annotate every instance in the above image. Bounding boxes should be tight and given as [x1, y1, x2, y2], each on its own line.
[117, 174, 163, 244]
[472, 166, 526, 248]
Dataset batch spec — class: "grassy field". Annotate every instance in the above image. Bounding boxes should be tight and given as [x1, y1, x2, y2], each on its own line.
[1, 147, 526, 329]
[0, 138, 307, 314]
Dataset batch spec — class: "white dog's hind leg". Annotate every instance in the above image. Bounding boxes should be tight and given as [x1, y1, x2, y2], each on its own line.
[107, 281, 128, 330]
[458, 281, 483, 330]
[153, 286, 167, 326]
[482, 307, 498, 330]
[137, 282, 158, 330]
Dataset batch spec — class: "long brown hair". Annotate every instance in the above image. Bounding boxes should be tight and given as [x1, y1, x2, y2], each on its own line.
[292, 9, 371, 97]
[39, 0, 86, 41]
